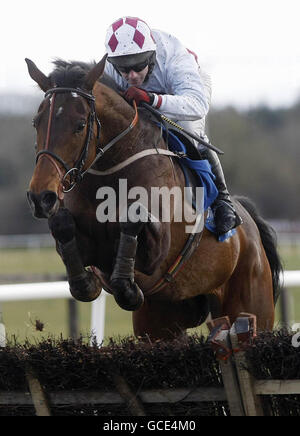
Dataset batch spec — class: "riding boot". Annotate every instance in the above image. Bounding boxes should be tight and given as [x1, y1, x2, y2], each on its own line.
[199, 147, 242, 236]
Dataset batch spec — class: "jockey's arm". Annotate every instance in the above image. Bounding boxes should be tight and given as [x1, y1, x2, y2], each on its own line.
[157, 53, 212, 121]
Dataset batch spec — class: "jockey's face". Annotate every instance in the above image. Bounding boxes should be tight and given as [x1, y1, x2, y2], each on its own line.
[120, 65, 149, 87]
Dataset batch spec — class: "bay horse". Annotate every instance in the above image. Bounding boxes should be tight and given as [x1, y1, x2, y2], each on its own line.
[25, 55, 282, 340]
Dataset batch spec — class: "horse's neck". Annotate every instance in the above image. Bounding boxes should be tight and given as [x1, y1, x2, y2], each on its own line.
[92, 82, 163, 167]
[95, 83, 136, 141]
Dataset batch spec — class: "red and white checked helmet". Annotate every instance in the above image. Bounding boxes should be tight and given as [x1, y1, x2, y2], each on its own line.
[105, 17, 156, 57]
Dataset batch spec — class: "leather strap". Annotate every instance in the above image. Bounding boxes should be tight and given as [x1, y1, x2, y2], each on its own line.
[86, 148, 182, 176]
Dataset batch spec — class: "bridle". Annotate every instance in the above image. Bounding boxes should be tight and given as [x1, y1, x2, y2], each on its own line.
[36, 87, 101, 196]
[35, 86, 138, 197]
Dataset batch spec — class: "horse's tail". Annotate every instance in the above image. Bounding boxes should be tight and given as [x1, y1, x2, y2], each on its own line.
[235, 196, 283, 304]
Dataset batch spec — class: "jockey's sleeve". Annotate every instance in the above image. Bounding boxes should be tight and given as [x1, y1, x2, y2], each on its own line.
[158, 55, 212, 121]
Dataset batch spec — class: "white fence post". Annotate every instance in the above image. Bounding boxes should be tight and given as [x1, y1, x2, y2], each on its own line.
[0, 303, 6, 347]
[90, 292, 107, 346]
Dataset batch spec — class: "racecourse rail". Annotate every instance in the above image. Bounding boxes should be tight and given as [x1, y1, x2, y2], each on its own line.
[0, 270, 299, 347]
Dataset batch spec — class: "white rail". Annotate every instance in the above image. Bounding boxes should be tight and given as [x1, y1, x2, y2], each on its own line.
[0, 281, 71, 301]
[0, 271, 299, 347]
[0, 282, 109, 347]
[280, 270, 300, 287]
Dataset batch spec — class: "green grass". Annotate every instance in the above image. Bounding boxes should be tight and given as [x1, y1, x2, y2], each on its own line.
[0, 244, 299, 343]
[0, 247, 65, 275]
[0, 247, 133, 343]
[278, 245, 300, 270]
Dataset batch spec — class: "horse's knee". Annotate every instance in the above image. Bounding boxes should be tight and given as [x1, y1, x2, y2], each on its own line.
[48, 207, 76, 243]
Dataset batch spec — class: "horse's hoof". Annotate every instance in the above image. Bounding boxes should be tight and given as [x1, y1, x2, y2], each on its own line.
[69, 272, 102, 302]
[111, 279, 144, 311]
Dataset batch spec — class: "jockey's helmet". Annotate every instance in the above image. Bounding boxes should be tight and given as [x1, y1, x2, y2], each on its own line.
[105, 17, 156, 77]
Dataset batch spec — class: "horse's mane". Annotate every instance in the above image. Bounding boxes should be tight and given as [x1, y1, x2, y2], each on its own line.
[49, 59, 121, 92]
[49, 59, 154, 128]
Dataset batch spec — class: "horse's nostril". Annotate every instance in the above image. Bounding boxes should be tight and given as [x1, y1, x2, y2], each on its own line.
[41, 191, 58, 210]
[27, 190, 58, 218]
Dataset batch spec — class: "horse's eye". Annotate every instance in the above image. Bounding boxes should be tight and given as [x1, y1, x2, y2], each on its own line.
[32, 118, 37, 129]
[75, 121, 86, 134]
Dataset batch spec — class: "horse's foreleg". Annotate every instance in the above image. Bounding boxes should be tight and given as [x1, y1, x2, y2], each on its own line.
[48, 208, 102, 302]
[110, 220, 145, 311]
[110, 202, 169, 311]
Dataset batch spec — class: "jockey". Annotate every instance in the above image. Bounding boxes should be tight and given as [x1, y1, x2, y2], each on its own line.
[104, 16, 242, 236]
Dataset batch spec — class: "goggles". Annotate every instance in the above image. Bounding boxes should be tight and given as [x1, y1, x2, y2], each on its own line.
[116, 60, 149, 74]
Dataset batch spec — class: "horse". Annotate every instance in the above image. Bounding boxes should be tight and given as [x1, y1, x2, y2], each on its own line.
[25, 55, 282, 340]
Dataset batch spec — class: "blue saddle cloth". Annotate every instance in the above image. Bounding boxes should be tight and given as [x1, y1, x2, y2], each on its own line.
[164, 129, 236, 242]
[165, 129, 218, 210]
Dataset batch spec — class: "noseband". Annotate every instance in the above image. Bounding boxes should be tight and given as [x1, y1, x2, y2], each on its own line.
[36, 87, 102, 195]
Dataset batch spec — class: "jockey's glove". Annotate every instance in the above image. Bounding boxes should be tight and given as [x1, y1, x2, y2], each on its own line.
[123, 87, 162, 109]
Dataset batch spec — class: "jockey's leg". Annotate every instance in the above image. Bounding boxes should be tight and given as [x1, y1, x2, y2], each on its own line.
[200, 148, 242, 235]
[175, 119, 242, 236]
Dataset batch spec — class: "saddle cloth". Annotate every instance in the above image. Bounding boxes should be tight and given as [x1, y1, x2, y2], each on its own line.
[164, 128, 236, 242]
[162, 128, 218, 210]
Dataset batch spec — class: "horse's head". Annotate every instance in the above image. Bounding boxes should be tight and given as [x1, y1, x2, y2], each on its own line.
[25, 55, 107, 218]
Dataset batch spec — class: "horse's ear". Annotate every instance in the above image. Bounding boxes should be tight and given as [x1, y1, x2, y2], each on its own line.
[83, 54, 108, 92]
[25, 58, 51, 92]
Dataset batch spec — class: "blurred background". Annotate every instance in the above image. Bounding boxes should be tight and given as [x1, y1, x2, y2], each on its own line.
[0, 0, 299, 343]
